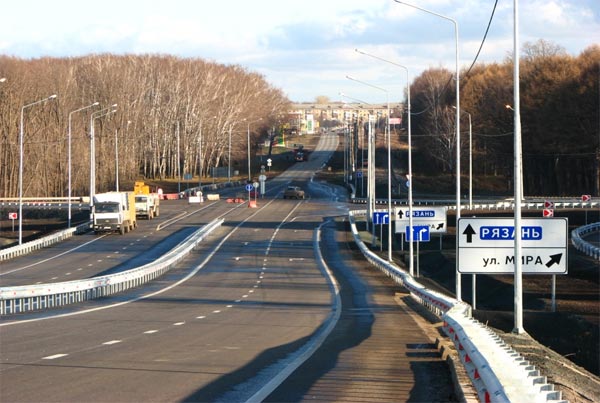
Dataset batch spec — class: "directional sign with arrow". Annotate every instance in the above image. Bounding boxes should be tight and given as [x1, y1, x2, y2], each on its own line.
[457, 217, 568, 274]
[394, 206, 447, 234]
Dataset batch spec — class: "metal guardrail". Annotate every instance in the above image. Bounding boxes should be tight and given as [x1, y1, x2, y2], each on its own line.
[0, 222, 91, 261]
[571, 222, 600, 260]
[351, 197, 598, 211]
[0, 219, 223, 315]
[348, 210, 566, 403]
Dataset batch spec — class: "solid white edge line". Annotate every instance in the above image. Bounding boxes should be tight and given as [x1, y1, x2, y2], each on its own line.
[42, 354, 68, 360]
[245, 220, 342, 403]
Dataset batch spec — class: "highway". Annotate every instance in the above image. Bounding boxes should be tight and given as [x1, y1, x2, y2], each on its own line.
[0, 131, 459, 402]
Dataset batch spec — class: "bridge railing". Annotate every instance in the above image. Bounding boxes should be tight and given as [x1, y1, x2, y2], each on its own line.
[0, 218, 223, 315]
[0, 222, 90, 262]
[351, 197, 598, 211]
[348, 209, 566, 403]
[571, 222, 600, 260]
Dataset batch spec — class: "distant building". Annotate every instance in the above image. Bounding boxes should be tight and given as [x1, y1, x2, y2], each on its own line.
[288, 101, 405, 134]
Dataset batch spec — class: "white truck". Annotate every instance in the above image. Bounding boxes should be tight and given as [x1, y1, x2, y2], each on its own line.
[135, 193, 160, 219]
[92, 191, 137, 235]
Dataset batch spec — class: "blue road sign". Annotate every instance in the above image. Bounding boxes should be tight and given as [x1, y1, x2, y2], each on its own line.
[356, 171, 363, 178]
[373, 212, 390, 225]
[479, 226, 543, 241]
[405, 225, 430, 242]
[245, 184, 253, 191]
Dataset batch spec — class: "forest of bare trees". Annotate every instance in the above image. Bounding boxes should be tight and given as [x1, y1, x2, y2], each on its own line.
[0, 54, 289, 198]
[409, 41, 599, 196]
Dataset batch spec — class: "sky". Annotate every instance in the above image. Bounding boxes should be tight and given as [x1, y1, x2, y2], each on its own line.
[1, 0, 598, 103]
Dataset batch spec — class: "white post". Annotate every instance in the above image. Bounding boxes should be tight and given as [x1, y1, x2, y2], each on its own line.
[115, 129, 119, 192]
[68, 101, 98, 228]
[393, 0, 461, 299]
[247, 122, 251, 182]
[513, 0, 525, 334]
[228, 125, 232, 183]
[90, 105, 117, 207]
[19, 95, 57, 245]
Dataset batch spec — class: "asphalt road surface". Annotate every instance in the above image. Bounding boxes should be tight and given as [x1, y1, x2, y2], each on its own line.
[1, 131, 458, 402]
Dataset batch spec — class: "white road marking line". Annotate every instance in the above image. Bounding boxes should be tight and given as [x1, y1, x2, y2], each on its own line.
[144, 330, 158, 334]
[103, 340, 122, 345]
[226, 305, 233, 308]
[65, 273, 71, 276]
[0, 198, 298, 328]
[235, 300, 241, 303]
[196, 316, 206, 319]
[213, 310, 221, 314]
[0, 235, 105, 276]
[51, 277, 58, 280]
[173, 322, 185, 326]
[249, 290, 254, 293]
[43, 354, 68, 360]
[242, 295, 249, 298]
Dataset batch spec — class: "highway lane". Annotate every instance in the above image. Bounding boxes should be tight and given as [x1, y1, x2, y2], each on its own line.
[0, 129, 338, 288]
[0, 131, 458, 401]
[0, 131, 345, 400]
[0, 200, 245, 287]
[0, 194, 345, 402]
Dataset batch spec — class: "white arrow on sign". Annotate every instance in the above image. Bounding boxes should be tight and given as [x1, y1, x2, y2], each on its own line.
[394, 206, 447, 234]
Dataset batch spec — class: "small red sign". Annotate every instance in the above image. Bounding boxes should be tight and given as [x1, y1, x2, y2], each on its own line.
[582, 194, 591, 202]
[544, 200, 554, 209]
[543, 209, 554, 217]
[8, 212, 17, 220]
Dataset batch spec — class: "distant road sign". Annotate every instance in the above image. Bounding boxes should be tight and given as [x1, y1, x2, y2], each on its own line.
[582, 194, 591, 202]
[245, 184, 253, 191]
[543, 209, 554, 217]
[373, 211, 389, 225]
[405, 225, 430, 242]
[457, 217, 568, 274]
[394, 206, 447, 234]
[8, 212, 17, 220]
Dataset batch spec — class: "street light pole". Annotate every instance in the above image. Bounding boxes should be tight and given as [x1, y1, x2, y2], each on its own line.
[228, 124, 232, 183]
[68, 101, 99, 228]
[245, 118, 262, 182]
[453, 106, 473, 210]
[512, 0, 525, 334]
[115, 128, 119, 192]
[346, 75, 393, 262]
[19, 94, 57, 245]
[90, 105, 117, 207]
[394, 0, 462, 301]
[354, 49, 415, 276]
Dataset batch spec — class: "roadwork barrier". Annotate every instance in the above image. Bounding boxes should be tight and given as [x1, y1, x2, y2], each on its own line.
[348, 210, 566, 403]
[0, 219, 223, 315]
